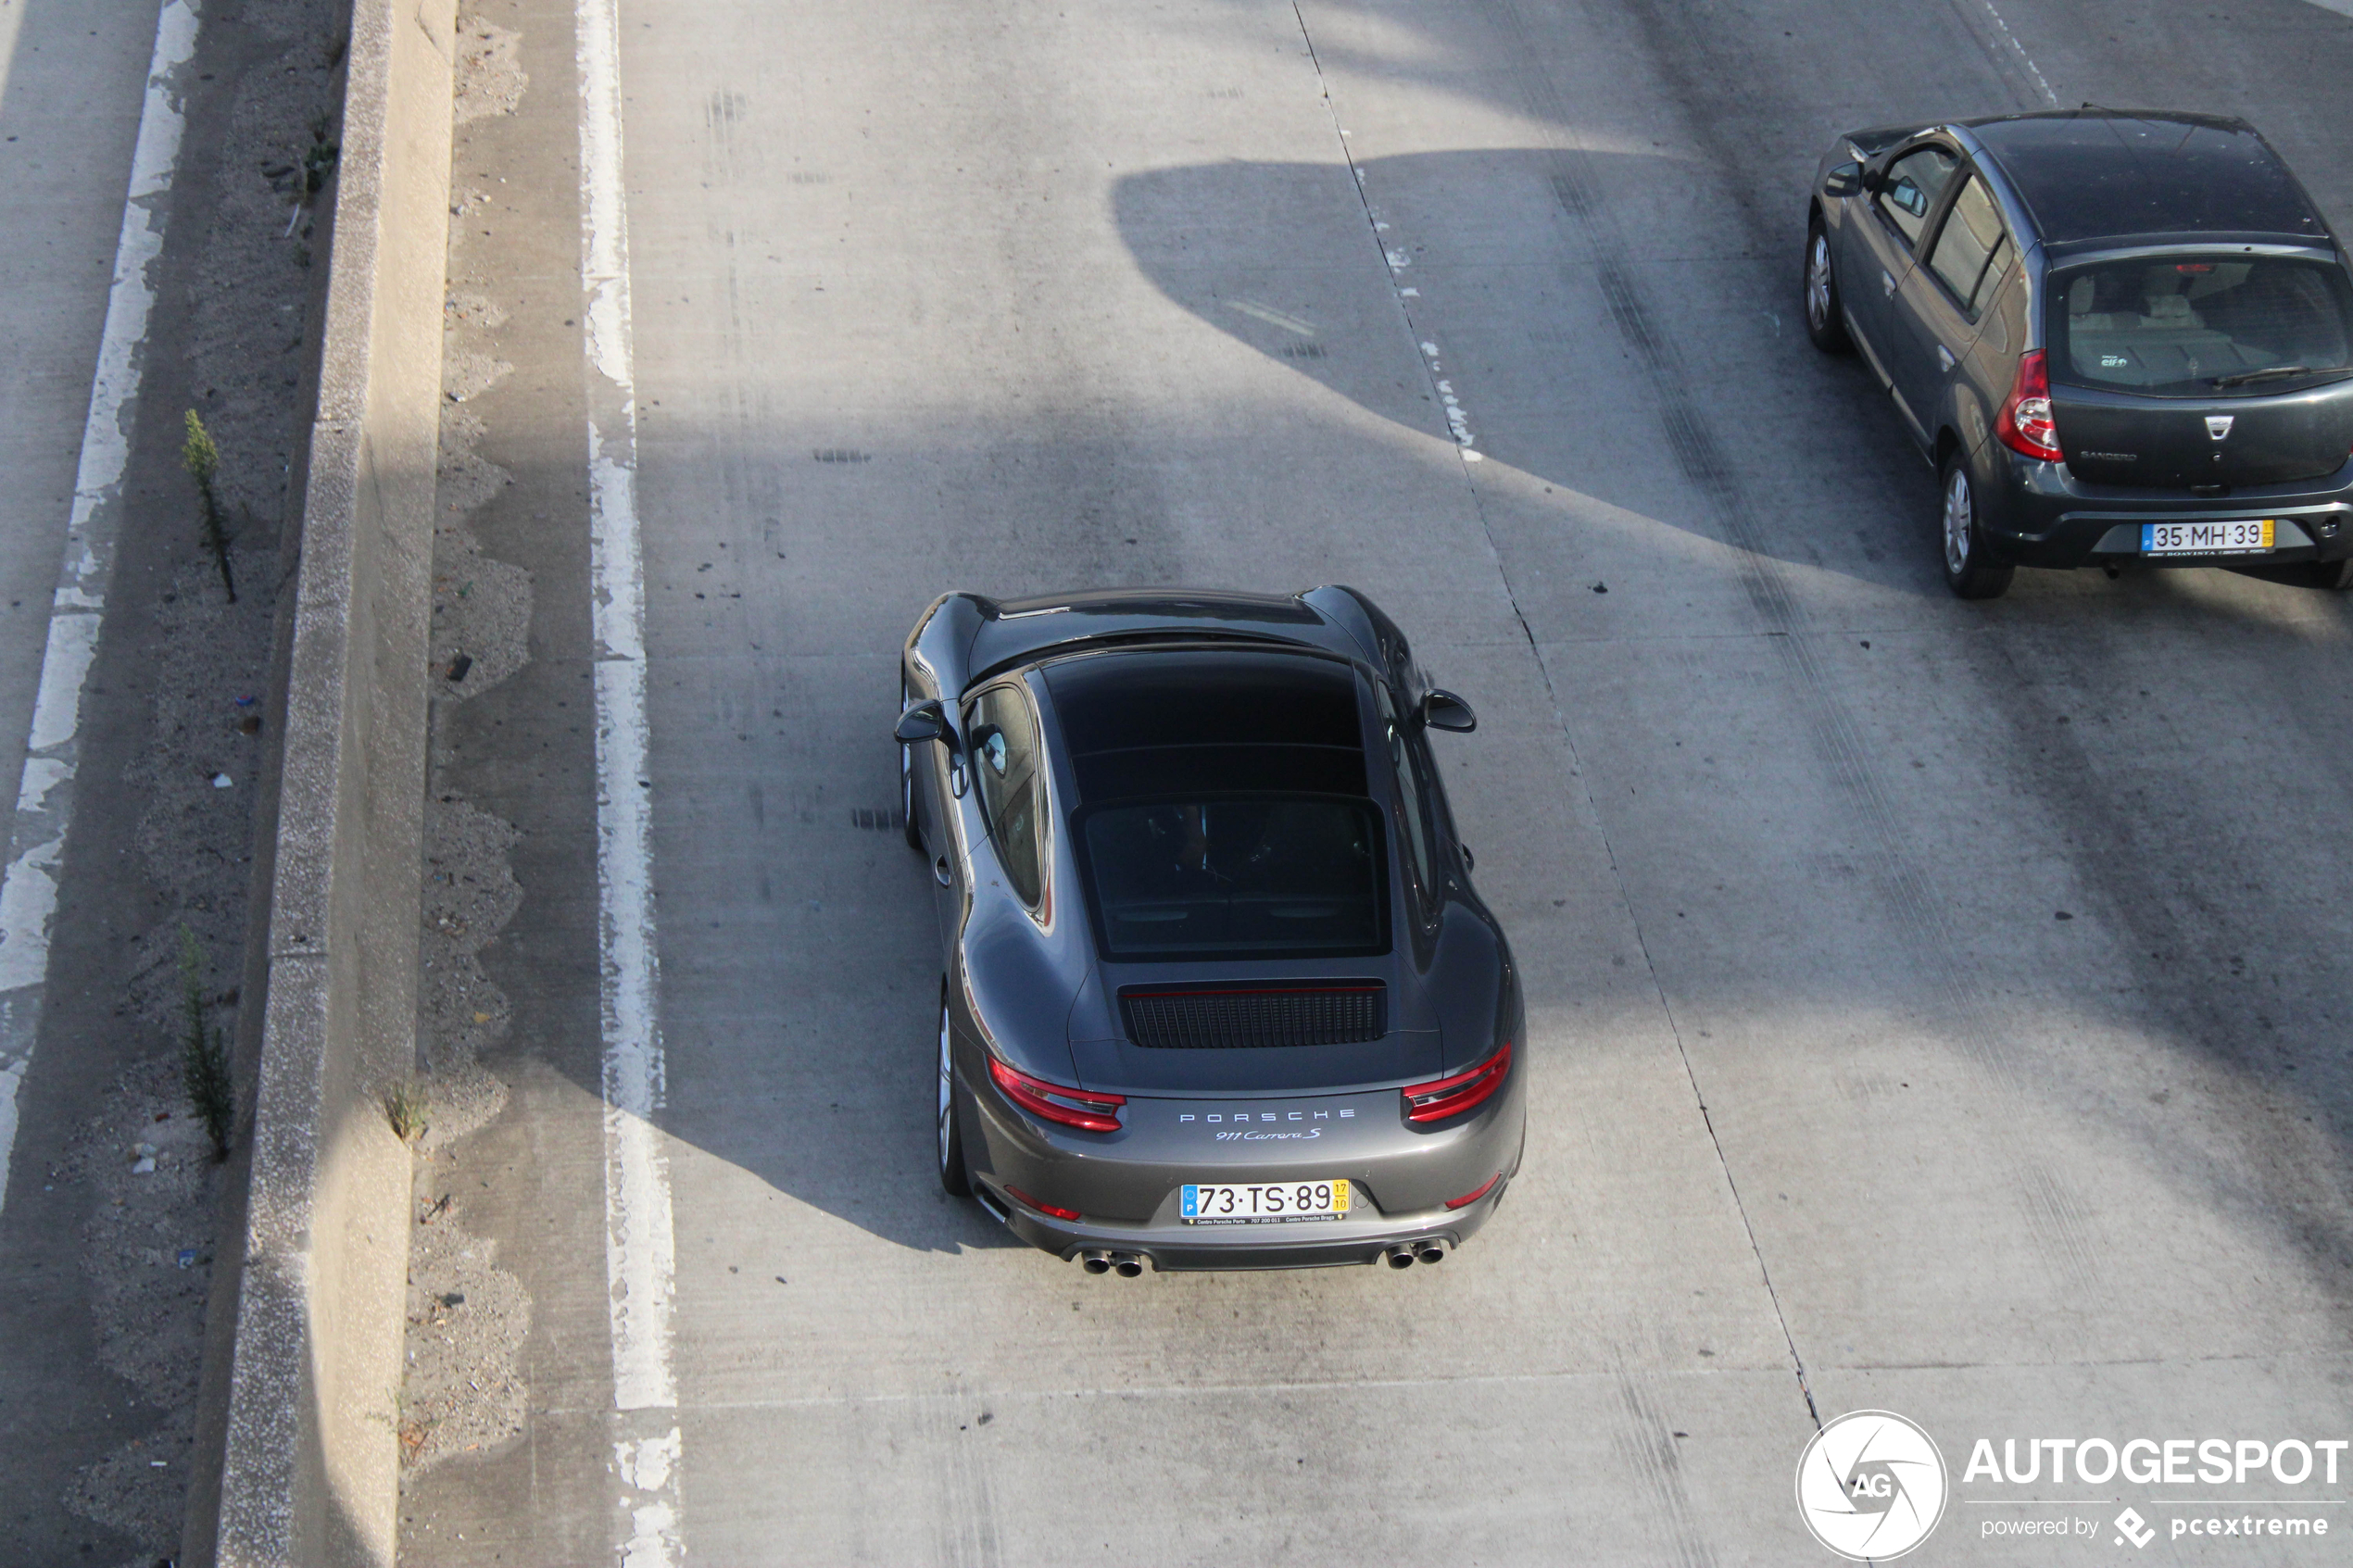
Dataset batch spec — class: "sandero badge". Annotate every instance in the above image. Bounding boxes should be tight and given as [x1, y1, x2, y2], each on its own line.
[1795, 1410, 1950, 1561]
[896, 585, 1528, 1274]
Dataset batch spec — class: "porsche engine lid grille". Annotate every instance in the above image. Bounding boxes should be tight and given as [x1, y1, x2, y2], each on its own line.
[1119, 983, 1385, 1050]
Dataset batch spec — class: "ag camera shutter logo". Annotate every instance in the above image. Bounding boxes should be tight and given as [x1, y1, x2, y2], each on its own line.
[1795, 1410, 1949, 1561]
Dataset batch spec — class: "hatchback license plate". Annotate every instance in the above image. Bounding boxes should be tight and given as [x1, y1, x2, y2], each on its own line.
[2142, 520, 2272, 556]
[1181, 1179, 1351, 1224]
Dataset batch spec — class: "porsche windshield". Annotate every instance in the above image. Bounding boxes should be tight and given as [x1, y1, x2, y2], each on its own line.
[1078, 797, 1385, 960]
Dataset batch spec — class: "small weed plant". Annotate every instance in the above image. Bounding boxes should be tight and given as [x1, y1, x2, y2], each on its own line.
[181, 410, 237, 602]
[179, 927, 233, 1158]
[387, 1080, 428, 1143]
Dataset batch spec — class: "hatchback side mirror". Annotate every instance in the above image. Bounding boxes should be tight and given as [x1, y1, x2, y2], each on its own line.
[1822, 162, 1861, 198]
[894, 699, 949, 746]
[1418, 689, 1477, 733]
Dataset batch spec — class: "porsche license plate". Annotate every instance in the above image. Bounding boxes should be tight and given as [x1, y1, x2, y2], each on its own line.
[2142, 519, 2272, 556]
[1181, 1179, 1351, 1224]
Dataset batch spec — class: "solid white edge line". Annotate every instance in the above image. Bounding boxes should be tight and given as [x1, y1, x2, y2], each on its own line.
[0, 0, 198, 1220]
[577, 0, 684, 1562]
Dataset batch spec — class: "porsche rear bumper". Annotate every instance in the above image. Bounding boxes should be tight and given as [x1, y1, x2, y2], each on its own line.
[975, 1170, 1515, 1270]
[958, 1069, 1528, 1271]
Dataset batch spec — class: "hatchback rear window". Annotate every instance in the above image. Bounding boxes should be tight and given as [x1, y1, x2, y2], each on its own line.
[2052, 256, 2353, 395]
[1078, 797, 1385, 960]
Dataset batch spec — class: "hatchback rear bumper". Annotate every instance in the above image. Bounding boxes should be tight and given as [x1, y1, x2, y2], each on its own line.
[1979, 445, 2353, 569]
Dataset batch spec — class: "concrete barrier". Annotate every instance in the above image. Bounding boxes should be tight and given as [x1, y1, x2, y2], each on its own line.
[194, 1, 456, 1562]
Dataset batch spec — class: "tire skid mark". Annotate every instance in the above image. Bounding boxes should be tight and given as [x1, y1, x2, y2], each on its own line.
[1472, 0, 2135, 1368]
[1292, 0, 1828, 1425]
[1599, 0, 2353, 1333]
[1611, 1372, 1719, 1568]
[2020, 1161, 2105, 1301]
[1491, 0, 2029, 1084]
[923, 1389, 1005, 1568]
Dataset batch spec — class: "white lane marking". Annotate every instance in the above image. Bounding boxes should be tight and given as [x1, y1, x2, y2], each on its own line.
[1227, 298, 1318, 336]
[1293, 9, 1482, 464]
[578, 0, 684, 1560]
[0, 0, 198, 1219]
[1416, 338, 1482, 459]
[1964, 0, 2057, 105]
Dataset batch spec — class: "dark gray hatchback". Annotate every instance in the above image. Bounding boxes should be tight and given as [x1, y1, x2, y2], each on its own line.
[1805, 109, 2353, 598]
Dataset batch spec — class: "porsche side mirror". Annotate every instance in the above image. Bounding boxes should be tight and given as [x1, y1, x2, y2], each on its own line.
[894, 699, 949, 746]
[1418, 689, 1477, 733]
[1822, 162, 1861, 198]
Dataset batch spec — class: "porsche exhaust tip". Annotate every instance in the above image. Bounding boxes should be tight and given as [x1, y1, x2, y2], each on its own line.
[1112, 1252, 1144, 1278]
[1414, 1242, 1446, 1265]
[1384, 1244, 1417, 1269]
[1079, 1248, 1145, 1277]
[1079, 1249, 1113, 1274]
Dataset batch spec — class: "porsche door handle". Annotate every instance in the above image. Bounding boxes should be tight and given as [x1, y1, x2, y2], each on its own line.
[933, 855, 953, 887]
[1881, 269, 1896, 298]
[1937, 345, 1956, 372]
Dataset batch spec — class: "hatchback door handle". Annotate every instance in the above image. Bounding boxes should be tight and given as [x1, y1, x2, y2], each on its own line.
[1937, 345, 1956, 372]
[934, 855, 952, 887]
[1881, 269, 1896, 298]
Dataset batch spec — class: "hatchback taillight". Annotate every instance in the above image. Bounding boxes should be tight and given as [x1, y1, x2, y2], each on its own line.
[1994, 349, 2063, 462]
[988, 1056, 1124, 1133]
[1403, 1040, 1513, 1124]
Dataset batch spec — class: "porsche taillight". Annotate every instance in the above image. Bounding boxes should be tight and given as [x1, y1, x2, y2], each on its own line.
[1002, 1185, 1082, 1222]
[988, 1056, 1125, 1133]
[1402, 1040, 1513, 1124]
[1444, 1173, 1502, 1210]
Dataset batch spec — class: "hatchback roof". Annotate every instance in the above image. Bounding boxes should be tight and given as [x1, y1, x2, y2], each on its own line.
[1963, 110, 2329, 247]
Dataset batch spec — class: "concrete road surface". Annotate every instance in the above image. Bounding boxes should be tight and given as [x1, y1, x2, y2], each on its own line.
[406, 0, 2353, 1562]
[0, 1, 158, 797]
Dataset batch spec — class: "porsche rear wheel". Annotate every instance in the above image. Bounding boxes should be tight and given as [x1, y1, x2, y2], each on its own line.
[937, 982, 971, 1197]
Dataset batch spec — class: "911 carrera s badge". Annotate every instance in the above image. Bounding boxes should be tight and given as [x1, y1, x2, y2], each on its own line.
[2207, 415, 2234, 440]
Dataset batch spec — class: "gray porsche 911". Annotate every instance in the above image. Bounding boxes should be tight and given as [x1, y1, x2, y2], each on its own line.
[895, 586, 1525, 1273]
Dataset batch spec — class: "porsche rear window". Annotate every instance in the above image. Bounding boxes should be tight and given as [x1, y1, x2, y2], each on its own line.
[1078, 797, 1386, 960]
[2053, 256, 2353, 394]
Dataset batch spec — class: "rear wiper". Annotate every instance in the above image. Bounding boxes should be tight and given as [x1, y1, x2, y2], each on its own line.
[2211, 364, 2330, 388]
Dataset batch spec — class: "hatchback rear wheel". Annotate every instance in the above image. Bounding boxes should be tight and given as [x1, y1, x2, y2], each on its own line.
[1804, 217, 1849, 354]
[1940, 455, 2014, 600]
